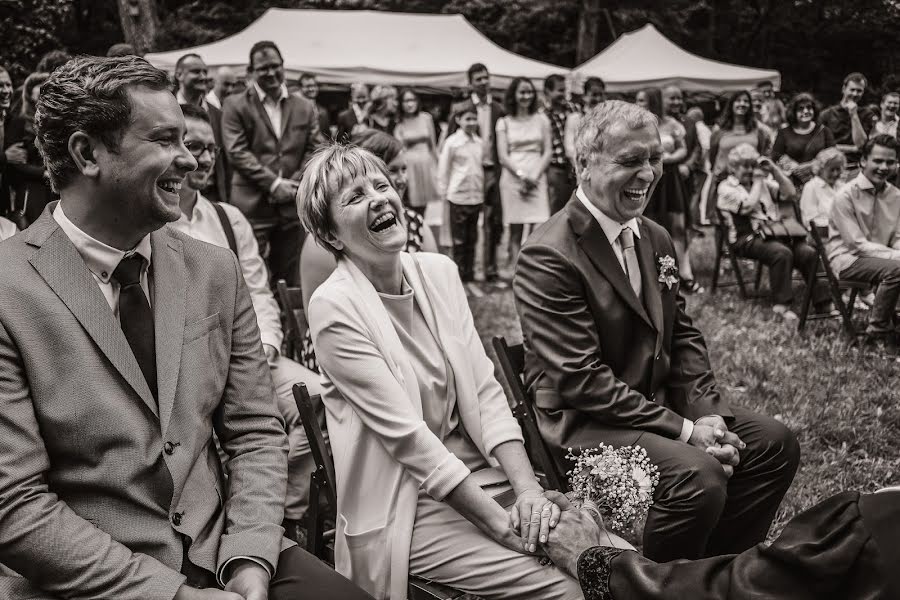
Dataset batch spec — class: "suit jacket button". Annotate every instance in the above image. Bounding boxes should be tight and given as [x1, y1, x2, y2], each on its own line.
[656, 354, 661, 361]
[164, 442, 175, 455]
[649, 392, 656, 401]
[172, 512, 183, 526]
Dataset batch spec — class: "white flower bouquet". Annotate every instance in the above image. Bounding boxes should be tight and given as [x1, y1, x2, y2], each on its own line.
[565, 444, 660, 533]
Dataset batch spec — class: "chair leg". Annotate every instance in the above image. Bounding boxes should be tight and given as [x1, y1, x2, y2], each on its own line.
[712, 234, 723, 294]
[754, 262, 764, 293]
[843, 289, 860, 337]
[729, 252, 748, 299]
[797, 266, 818, 332]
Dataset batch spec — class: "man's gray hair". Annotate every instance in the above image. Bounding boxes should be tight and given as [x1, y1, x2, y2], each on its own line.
[575, 100, 658, 166]
[350, 82, 369, 96]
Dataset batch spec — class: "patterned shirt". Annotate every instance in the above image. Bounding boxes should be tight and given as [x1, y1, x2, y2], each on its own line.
[546, 106, 572, 169]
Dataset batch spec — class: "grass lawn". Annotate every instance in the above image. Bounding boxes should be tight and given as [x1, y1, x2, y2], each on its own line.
[468, 230, 900, 539]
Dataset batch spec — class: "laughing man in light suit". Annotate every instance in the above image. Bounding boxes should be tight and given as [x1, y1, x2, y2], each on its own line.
[0, 55, 371, 600]
[514, 100, 800, 563]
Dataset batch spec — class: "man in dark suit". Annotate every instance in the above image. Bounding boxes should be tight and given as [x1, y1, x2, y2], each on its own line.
[222, 41, 321, 285]
[174, 53, 230, 204]
[298, 73, 331, 139]
[0, 55, 371, 600]
[335, 82, 369, 142]
[513, 100, 800, 562]
[448, 63, 505, 282]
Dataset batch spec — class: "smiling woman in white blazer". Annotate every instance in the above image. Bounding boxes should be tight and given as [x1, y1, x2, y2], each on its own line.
[296, 144, 584, 600]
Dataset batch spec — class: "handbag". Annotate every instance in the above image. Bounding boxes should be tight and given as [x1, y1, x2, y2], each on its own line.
[757, 218, 807, 242]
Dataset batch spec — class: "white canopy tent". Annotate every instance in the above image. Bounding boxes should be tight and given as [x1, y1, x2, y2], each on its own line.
[145, 8, 566, 91]
[573, 24, 780, 94]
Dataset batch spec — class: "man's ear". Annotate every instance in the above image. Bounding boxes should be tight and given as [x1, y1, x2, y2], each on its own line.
[580, 157, 591, 182]
[68, 131, 101, 179]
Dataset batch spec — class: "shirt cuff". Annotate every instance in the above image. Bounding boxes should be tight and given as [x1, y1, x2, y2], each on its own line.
[269, 176, 283, 193]
[678, 418, 694, 443]
[217, 556, 274, 587]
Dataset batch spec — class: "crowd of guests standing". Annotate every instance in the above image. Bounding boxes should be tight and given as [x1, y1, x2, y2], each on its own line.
[1, 38, 900, 600]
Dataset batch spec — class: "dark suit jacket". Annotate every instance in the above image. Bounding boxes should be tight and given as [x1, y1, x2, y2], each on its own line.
[222, 87, 321, 220]
[206, 103, 231, 204]
[335, 106, 359, 143]
[0, 206, 290, 598]
[513, 196, 731, 463]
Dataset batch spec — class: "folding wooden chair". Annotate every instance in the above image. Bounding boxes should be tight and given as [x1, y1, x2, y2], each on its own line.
[276, 279, 308, 362]
[798, 223, 869, 336]
[491, 336, 568, 492]
[291, 384, 465, 600]
[711, 208, 764, 298]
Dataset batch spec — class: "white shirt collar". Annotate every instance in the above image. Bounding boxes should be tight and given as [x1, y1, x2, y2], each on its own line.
[471, 92, 493, 107]
[53, 202, 153, 284]
[575, 186, 640, 246]
[253, 81, 288, 104]
[175, 89, 207, 110]
[178, 191, 212, 224]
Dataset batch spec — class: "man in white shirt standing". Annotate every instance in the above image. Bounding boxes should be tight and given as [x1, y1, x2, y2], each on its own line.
[175, 103, 325, 539]
[206, 66, 238, 110]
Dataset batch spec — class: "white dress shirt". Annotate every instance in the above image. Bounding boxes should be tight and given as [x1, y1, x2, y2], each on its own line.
[0, 216, 18, 241]
[575, 186, 694, 443]
[253, 81, 288, 140]
[472, 92, 495, 167]
[170, 193, 283, 351]
[54, 202, 153, 316]
[176, 90, 208, 111]
[205, 90, 221, 109]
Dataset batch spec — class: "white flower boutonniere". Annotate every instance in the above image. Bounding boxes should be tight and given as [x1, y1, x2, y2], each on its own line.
[656, 254, 678, 289]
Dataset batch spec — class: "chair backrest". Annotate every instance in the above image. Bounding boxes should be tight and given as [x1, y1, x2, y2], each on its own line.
[276, 279, 309, 361]
[491, 336, 567, 492]
[292, 383, 337, 508]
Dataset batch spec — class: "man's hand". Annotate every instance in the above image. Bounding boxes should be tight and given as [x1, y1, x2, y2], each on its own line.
[224, 560, 271, 600]
[271, 179, 299, 204]
[262, 343, 279, 367]
[173, 585, 244, 600]
[843, 99, 858, 114]
[689, 415, 745, 476]
[540, 491, 635, 578]
[509, 488, 560, 554]
[4, 142, 27, 164]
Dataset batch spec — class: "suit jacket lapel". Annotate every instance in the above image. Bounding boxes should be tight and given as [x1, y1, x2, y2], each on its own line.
[569, 200, 653, 328]
[637, 220, 664, 353]
[25, 209, 158, 417]
[280, 95, 294, 139]
[249, 89, 277, 139]
[151, 228, 185, 438]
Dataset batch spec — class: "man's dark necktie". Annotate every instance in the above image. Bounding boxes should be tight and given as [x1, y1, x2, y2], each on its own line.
[111, 254, 157, 400]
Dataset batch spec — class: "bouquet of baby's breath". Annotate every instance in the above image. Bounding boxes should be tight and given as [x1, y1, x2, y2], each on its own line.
[566, 444, 659, 533]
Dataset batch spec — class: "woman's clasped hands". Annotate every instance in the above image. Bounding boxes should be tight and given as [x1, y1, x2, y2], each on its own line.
[509, 488, 562, 554]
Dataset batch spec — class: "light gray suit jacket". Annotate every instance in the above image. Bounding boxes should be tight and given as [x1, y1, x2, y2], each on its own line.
[0, 205, 290, 600]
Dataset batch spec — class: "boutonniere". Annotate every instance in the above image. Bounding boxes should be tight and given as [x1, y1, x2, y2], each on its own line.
[656, 254, 678, 289]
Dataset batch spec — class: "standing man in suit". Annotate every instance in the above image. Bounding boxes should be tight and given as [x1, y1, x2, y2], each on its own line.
[175, 53, 230, 204]
[335, 82, 369, 142]
[449, 63, 505, 282]
[0, 55, 371, 600]
[298, 73, 331, 139]
[206, 66, 238, 110]
[513, 100, 800, 562]
[222, 41, 321, 285]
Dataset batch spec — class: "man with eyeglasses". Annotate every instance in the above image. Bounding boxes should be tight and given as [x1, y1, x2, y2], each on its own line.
[222, 40, 322, 285]
[173, 104, 326, 541]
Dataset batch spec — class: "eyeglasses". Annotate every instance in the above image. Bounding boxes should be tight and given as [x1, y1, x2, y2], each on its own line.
[184, 141, 219, 158]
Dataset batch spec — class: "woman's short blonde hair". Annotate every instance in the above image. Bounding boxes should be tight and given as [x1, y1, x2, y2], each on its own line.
[296, 143, 394, 258]
[726, 143, 760, 170]
[811, 146, 846, 176]
[369, 84, 398, 113]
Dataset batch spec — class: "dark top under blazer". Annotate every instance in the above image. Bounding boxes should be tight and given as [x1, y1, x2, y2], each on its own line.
[513, 195, 731, 458]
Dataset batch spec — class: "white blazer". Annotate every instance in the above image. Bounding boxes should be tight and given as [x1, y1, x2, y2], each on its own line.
[309, 252, 524, 599]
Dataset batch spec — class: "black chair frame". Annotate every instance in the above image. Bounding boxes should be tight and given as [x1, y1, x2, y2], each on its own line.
[711, 208, 764, 298]
[276, 279, 308, 362]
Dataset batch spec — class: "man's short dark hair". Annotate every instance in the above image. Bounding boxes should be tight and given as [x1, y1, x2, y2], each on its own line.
[862, 133, 899, 158]
[844, 72, 867, 88]
[467, 63, 488, 83]
[299, 73, 317, 85]
[248, 41, 283, 69]
[180, 103, 210, 124]
[107, 43, 136, 57]
[175, 53, 203, 72]
[584, 77, 605, 92]
[34, 55, 171, 192]
[543, 74, 566, 93]
[882, 91, 900, 103]
[36, 50, 72, 74]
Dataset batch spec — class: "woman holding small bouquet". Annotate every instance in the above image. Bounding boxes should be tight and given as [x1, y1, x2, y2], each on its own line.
[298, 143, 589, 600]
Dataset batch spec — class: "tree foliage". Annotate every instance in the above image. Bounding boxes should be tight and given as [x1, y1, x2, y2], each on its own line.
[3, 0, 900, 100]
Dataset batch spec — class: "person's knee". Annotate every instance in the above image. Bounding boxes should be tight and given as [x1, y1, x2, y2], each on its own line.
[660, 450, 728, 515]
[747, 417, 802, 479]
[766, 243, 793, 267]
[879, 261, 900, 285]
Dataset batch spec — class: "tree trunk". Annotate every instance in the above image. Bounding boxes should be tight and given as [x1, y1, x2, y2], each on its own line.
[576, 0, 603, 64]
[115, 0, 160, 55]
[706, 0, 717, 56]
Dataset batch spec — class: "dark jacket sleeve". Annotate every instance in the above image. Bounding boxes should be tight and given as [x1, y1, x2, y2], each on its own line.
[514, 241, 685, 438]
[221, 96, 279, 193]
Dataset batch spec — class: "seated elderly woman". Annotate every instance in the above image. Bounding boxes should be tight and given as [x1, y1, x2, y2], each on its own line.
[296, 143, 593, 600]
[717, 143, 831, 321]
[799, 147, 846, 233]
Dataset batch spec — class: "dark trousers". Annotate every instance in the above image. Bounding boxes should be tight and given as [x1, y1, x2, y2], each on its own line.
[254, 218, 303, 286]
[734, 237, 825, 305]
[592, 489, 900, 600]
[450, 202, 482, 282]
[183, 545, 374, 599]
[547, 164, 576, 215]
[634, 406, 800, 561]
[839, 257, 900, 334]
[482, 166, 503, 279]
